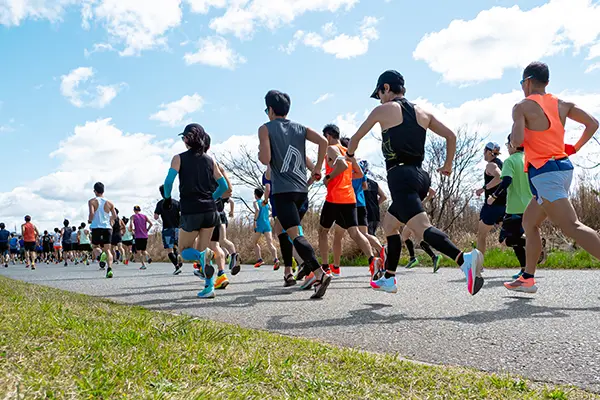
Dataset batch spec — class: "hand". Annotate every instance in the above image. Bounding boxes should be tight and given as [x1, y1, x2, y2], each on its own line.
[487, 196, 495, 206]
[262, 199, 268, 206]
[311, 170, 322, 182]
[164, 197, 173, 210]
[475, 188, 485, 197]
[437, 164, 452, 177]
[565, 143, 577, 156]
[229, 211, 234, 218]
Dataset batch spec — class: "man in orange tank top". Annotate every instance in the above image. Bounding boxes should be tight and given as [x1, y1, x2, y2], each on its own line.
[506, 61, 600, 293]
[21, 215, 39, 270]
[318, 124, 383, 280]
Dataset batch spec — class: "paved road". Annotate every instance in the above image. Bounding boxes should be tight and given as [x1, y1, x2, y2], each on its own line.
[2, 262, 599, 392]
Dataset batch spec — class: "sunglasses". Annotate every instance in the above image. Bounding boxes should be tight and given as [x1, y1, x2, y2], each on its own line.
[264, 108, 269, 115]
[520, 75, 534, 85]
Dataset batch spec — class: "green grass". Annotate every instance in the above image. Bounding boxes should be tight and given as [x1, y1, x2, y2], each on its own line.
[0, 277, 598, 399]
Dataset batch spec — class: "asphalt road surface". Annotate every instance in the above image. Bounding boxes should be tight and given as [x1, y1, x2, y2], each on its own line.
[2, 262, 599, 392]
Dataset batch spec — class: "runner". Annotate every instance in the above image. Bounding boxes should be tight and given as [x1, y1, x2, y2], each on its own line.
[319, 124, 382, 279]
[505, 61, 600, 293]
[362, 161, 388, 236]
[52, 227, 62, 264]
[401, 188, 441, 272]
[258, 89, 330, 298]
[130, 206, 152, 270]
[110, 209, 125, 265]
[41, 230, 51, 263]
[347, 70, 484, 295]
[475, 142, 506, 256]
[61, 220, 72, 266]
[155, 185, 183, 275]
[252, 188, 279, 269]
[18, 235, 25, 263]
[21, 215, 39, 270]
[78, 223, 92, 265]
[88, 182, 118, 278]
[162, 123, 229, 299]
[9, 233, 19, 265]
[0, 223, 10, 268]
[69, 226, 79, 265]
[121, 217, 133, 265]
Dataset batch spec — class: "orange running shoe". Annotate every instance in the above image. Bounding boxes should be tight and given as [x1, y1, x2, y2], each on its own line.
[330, 265, 341, 277]
[254, 259, 264, 268]
[504, 276, 537, 293]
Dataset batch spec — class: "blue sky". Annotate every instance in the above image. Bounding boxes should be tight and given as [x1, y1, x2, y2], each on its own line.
[1, 0, 600, 230]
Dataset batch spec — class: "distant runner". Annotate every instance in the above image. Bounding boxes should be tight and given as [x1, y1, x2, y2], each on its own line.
[21, 215, 39, 270]
[130, 206, 153, 270]
[155, 185, 183, 275]
[88, 182, 118, 278]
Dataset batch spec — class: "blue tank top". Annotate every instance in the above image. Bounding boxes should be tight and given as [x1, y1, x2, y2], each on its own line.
[256, 200, 270, 226]
[352, 176, 367, 207]
[0, 229, 9, 243]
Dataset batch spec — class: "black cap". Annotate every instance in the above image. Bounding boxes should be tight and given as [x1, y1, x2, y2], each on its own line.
[370, 70, 405, 99]
[179, 123, 206, 137]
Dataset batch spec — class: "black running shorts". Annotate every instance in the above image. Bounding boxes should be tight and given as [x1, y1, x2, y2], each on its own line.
[480, 204, 506, 226]
[357, 206, 368, 227]
[320, 201, 358, 230]
[24, 241, 36, 252]
[387, 165, 431, 224]
[219, 211, 228, 228]
[272, 192, 309, 231]
[499, 214, 524, 243]
[122, 240, 133, 247]
[180, 212, 219, 233]
[135, 238, 148, 252]
[368, 221, 379, 236]
[91, 228, 112, 246]
[211, 214, 223, 242]
[0, 243, 8, 253]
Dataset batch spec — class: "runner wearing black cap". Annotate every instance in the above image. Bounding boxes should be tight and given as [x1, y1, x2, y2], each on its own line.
[347, 70, 484, 295]
[258, 89, 330, 298]
[474, 142, 506, 256]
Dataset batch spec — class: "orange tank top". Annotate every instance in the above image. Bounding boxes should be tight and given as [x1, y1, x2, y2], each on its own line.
[325, 144, 356, 204]
[523, 94, 567, 172]
[23, 222, 35, 242]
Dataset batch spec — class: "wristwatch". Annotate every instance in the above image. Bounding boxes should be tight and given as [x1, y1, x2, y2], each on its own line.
[346, 153, 355, 158]
[325, 174, 331, 180]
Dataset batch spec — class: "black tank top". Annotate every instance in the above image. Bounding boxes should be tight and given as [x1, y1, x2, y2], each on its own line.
[382, 98, 427, 170]
[112, 220, 121, 235]
[485, 158, 506, 205]
[179, 149, 217, 215]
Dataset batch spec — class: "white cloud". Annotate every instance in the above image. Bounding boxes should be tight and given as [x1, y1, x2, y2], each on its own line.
[84, 43, 115, 58]
[0, 118, 184, 231]
[586, 63, 600, 73]
[321, 21, 336, 36]
[150, 94, 205, 127]
[0, 0, 76, 26]
[284, 17, 379, 59]
[60, 67, 124, 108]
[209, 0, 358, 39]
[186, 0, 227, 14]
[184, 36, 246, 69]
[313, 93, 333, 104]
[413, 0, 600, 83]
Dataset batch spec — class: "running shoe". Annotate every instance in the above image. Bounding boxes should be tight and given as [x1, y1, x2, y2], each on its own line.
[310, 271, 332, 299]
[106, 267, 113, 278]
[432, 255, 441, 274]
[228, 252, 237, 271]
[64, 261, 68, 267]
[538, 238, 548, 265]
[369, 257, 383, 282]
[139, 265, 147, 270]
[254, 259, 264, 268]
[371, 276, 398, 293]
[197, 286, 216, 299]
[405, 258, 419, 269]
[330, 265, 341, 277]
[215, 274, 229, 289]
[100, 252, 107, 263]
[295, 263, 311, 281]
[273, 258, 280, 271]
[504, 276, 537, 293]
[202, 260, 215, 280]
[460, 250, 484, 295]
[283, 274, 296, 287]
[291, 257, 298, 274]
[512, 269, 525, 280]
[99, 262, 106, 270]
[173, 265, 182, 275]
[4, 263, 7, 268]
[31, 264, 36, 270]
[300, 272, 316, 290]
[194, 269, 205, 279]
[193, 262, 200, 270]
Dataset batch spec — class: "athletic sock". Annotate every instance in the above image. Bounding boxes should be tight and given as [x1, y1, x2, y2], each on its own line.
[404, 239, 415, 259]
[292, 236, 320, 272]
[278, 233, 294, 267]
[384, 272, 396, 279]
[522, 272, 534, 279]
[420, 241, 436, 259]
[218, 270, 225, 276]
[168, 252, 178, 266]
[385, 235, 402, 273]
[423, 227, 462, 265]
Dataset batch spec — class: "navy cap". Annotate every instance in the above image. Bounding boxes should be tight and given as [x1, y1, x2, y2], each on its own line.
[370, 70, 405, 99]
[179, 123, 206, 137]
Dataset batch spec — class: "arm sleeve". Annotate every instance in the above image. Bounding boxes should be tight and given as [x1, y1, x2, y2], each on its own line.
[163, 168, 178, 199]
[493, 176, 513, 198]
[212, 176, 229, 200]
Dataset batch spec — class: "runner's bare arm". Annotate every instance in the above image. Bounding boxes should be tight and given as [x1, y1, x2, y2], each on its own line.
[146, 215, 153, 231]
[428, 112, 456, 175]
[347, 108, 380, 155]
[306, 128, 327, 179]
[511, 103, 526, 148]
[88, 199, 96, 224]
[306, 157, 316, 185]
[349, 156, 363, 179]
[324, 146, 349, 185]
[109, 202, 118, 223]
[485, 162, 502, 188]
[263, 166, 271, 205]
[258, 125, 271, 165]
[229, 199, 235, 218]
[566, 102, 599, 152]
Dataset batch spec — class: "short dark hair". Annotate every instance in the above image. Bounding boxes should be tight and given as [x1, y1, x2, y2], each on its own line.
[523, 61, 549, 85]
[134, 205, 141, 212]
[265, 90, 291, 117]
[122, 217, 129, 224]
[44, 230, 48, 234]
[80, 222, 86, 228]
[0, 223, 4, 229]
[24, 215, 31, 222]
[54, 228, 59, 233]
[254, 188, 265, 198]
[340, 137, 350, 147]
[63, 219, 69, 227]
[94, 182, 105, 194]
[323, 124, 341, 139]
[72, 226, 77, 231]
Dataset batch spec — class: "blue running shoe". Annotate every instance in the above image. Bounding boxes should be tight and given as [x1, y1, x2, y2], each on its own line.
[460, 250, 484, 295]
[371, 276, 398, 293]
[197, 286, 215, 299]
[512, 270, 524, 280]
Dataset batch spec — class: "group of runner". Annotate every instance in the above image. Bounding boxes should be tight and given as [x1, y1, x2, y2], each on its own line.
[2, 61, 598, 301]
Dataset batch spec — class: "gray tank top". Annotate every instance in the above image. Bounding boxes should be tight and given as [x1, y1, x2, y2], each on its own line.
[266, 119, 308, 194]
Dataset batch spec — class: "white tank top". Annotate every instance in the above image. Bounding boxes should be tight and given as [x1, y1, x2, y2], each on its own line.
[90, 197, 111, 229]
[79, 229, 90, 244]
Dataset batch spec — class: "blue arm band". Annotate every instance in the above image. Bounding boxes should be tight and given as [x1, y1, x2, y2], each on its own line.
[212, 176, 229, 200]
[493, 176, 512, 198]
[164, 168, 178, 199]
